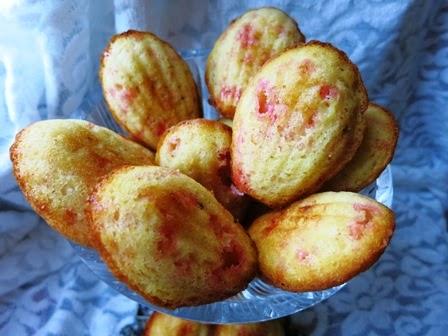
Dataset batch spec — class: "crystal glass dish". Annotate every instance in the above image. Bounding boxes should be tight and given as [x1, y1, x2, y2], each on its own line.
[72, 49, 394, 324]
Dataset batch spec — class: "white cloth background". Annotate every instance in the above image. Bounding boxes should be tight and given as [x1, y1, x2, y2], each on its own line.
[0, 0, 447, 335]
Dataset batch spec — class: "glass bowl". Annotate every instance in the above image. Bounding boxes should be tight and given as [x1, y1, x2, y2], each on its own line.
[71, 49, 394, 324]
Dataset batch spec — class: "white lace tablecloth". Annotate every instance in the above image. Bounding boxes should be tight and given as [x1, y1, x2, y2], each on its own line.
[0, 1, 447, 335]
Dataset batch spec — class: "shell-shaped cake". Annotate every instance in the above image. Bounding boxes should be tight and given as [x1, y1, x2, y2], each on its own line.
[206, 7, 305, 118]
[143, 312, 284, 336]
[143, 312, 210, 336]
[323, 103, 399, 191]
[156, 119, 248, 221]
[88, 166, 257, 308]
[232, 42, 368, 208]
[248, 192, 394, 291]
[9, 119, 154, 247]
[214, 321, 285, 336]
[100, 30, 201, 149]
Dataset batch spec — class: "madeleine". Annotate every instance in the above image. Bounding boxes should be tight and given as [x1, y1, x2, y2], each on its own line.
[249, 192, 394, 291]
[10, 119, 154, 247]
[100, 30, 201, 149]
[143, 312, 284, 336]
[143, 312, 210, 336]
[214, 321, 284, 336]
[206, 7, 305, 118]
[156, 119, 248, 220]
[232, 42, 368, 207]
[323, 103, 399, 191]
[88, 166, 257, 308]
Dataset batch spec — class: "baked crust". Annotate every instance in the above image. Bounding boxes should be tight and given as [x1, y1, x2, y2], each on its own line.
[143, 312, 211, 336]
[87, 166, 257, 308]
[248, 192, 394, 291]
[214, 320, 285, 336]
[231, 41, 368, 208]
[323, 103, 399, 191]
[100, 30, 202, 150]
[206, 7, 305, 118]
[9, 119, 154, 247]
[156, 119, 248, 221]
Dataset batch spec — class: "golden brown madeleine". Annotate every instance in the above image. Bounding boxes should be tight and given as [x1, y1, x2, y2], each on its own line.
[206, 7, 305, 118]
[214, 320, 285, 336]
[156, 119, 248, 221]
[143, 312, 211, 336]
[323, 103, 399, 191]
[9, 119, 154, 247]
[88, 166, 257, 308]
[100, 30, 201, 150]
[143, 312, 284, 336]
[232, 42, 368, 208]
[248, 192, 394, 291]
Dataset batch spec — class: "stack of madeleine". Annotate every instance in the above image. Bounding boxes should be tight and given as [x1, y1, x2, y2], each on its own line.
[10, 7, 398, 311]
